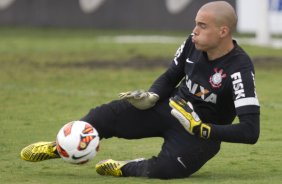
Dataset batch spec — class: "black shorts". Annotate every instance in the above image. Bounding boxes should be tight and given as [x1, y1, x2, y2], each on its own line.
[81, 99, 220, 179]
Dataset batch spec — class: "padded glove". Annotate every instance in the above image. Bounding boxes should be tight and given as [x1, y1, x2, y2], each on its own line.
[119, 90, 159, 110]
[169, 96, 211, 139]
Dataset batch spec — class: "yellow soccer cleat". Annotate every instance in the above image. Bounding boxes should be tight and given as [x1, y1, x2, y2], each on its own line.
[95, 158, 144, 177]
[20, 141, 60, 162]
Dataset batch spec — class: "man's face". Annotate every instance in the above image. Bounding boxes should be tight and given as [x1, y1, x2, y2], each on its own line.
[192, 10, 221, 52]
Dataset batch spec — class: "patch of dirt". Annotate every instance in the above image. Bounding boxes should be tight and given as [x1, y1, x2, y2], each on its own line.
[252, 57, 282, 64]
[48, 57, 282, 69]
[48, 59, 171, 69]
[252, 57, 282, 68]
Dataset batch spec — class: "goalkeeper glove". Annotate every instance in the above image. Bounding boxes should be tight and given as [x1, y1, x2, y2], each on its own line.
[119, 90, 159, 110]
[169, 96, 211, 139]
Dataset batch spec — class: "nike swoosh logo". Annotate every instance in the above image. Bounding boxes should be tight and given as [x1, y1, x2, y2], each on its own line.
[177, 157, 187, 168]
[186, 58, 194, 64]
[72, 152, 91, 160]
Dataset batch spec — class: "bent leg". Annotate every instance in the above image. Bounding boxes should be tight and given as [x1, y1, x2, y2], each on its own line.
[83, 99, 221, 179]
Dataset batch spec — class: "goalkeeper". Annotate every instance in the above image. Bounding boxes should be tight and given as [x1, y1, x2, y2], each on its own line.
[20, 1, 260, 179]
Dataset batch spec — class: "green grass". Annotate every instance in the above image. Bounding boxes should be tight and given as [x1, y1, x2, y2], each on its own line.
[0, 27, 184, 64]
[0, 27, 282, 184]
[1, 27, 282, 64]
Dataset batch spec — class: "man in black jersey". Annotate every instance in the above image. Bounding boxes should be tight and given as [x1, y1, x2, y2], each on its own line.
[21, 1, 260, 179]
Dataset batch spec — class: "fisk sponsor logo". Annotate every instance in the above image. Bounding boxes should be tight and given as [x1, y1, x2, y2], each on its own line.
[231, 72, 245, 100]
[185, 75, 217, 104]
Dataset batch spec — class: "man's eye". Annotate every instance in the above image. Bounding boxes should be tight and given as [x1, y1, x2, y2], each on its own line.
[199, 24, 206, 29]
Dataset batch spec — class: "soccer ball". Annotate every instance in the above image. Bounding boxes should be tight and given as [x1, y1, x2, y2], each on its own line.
[56, 121, 100, 164]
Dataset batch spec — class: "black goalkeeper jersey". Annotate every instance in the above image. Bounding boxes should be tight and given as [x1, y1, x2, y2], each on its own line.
[149, 35, 260, 143]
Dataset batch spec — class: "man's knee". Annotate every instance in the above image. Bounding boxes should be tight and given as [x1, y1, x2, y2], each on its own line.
[80, 105, 116, 139]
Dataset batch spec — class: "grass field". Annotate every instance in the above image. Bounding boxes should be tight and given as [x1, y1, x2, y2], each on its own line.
[0, 28, 282, 184]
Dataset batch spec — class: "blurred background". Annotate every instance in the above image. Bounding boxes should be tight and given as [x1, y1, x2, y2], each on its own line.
[0, 0, 281, 47]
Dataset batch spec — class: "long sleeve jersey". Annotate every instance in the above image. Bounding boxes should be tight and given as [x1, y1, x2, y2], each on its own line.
[149, 35, 260, 144]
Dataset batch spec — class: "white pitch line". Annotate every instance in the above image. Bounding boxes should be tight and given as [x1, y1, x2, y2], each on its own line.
[97, 35, 185, 44]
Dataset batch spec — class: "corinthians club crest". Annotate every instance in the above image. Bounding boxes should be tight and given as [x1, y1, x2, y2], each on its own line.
[209, 68, 226, 88]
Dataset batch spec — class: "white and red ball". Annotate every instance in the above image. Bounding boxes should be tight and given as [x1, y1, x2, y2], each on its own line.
[56, 121, 100, 164]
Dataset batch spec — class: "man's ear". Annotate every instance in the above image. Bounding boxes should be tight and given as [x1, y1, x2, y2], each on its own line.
[219, 26, 230, 38]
